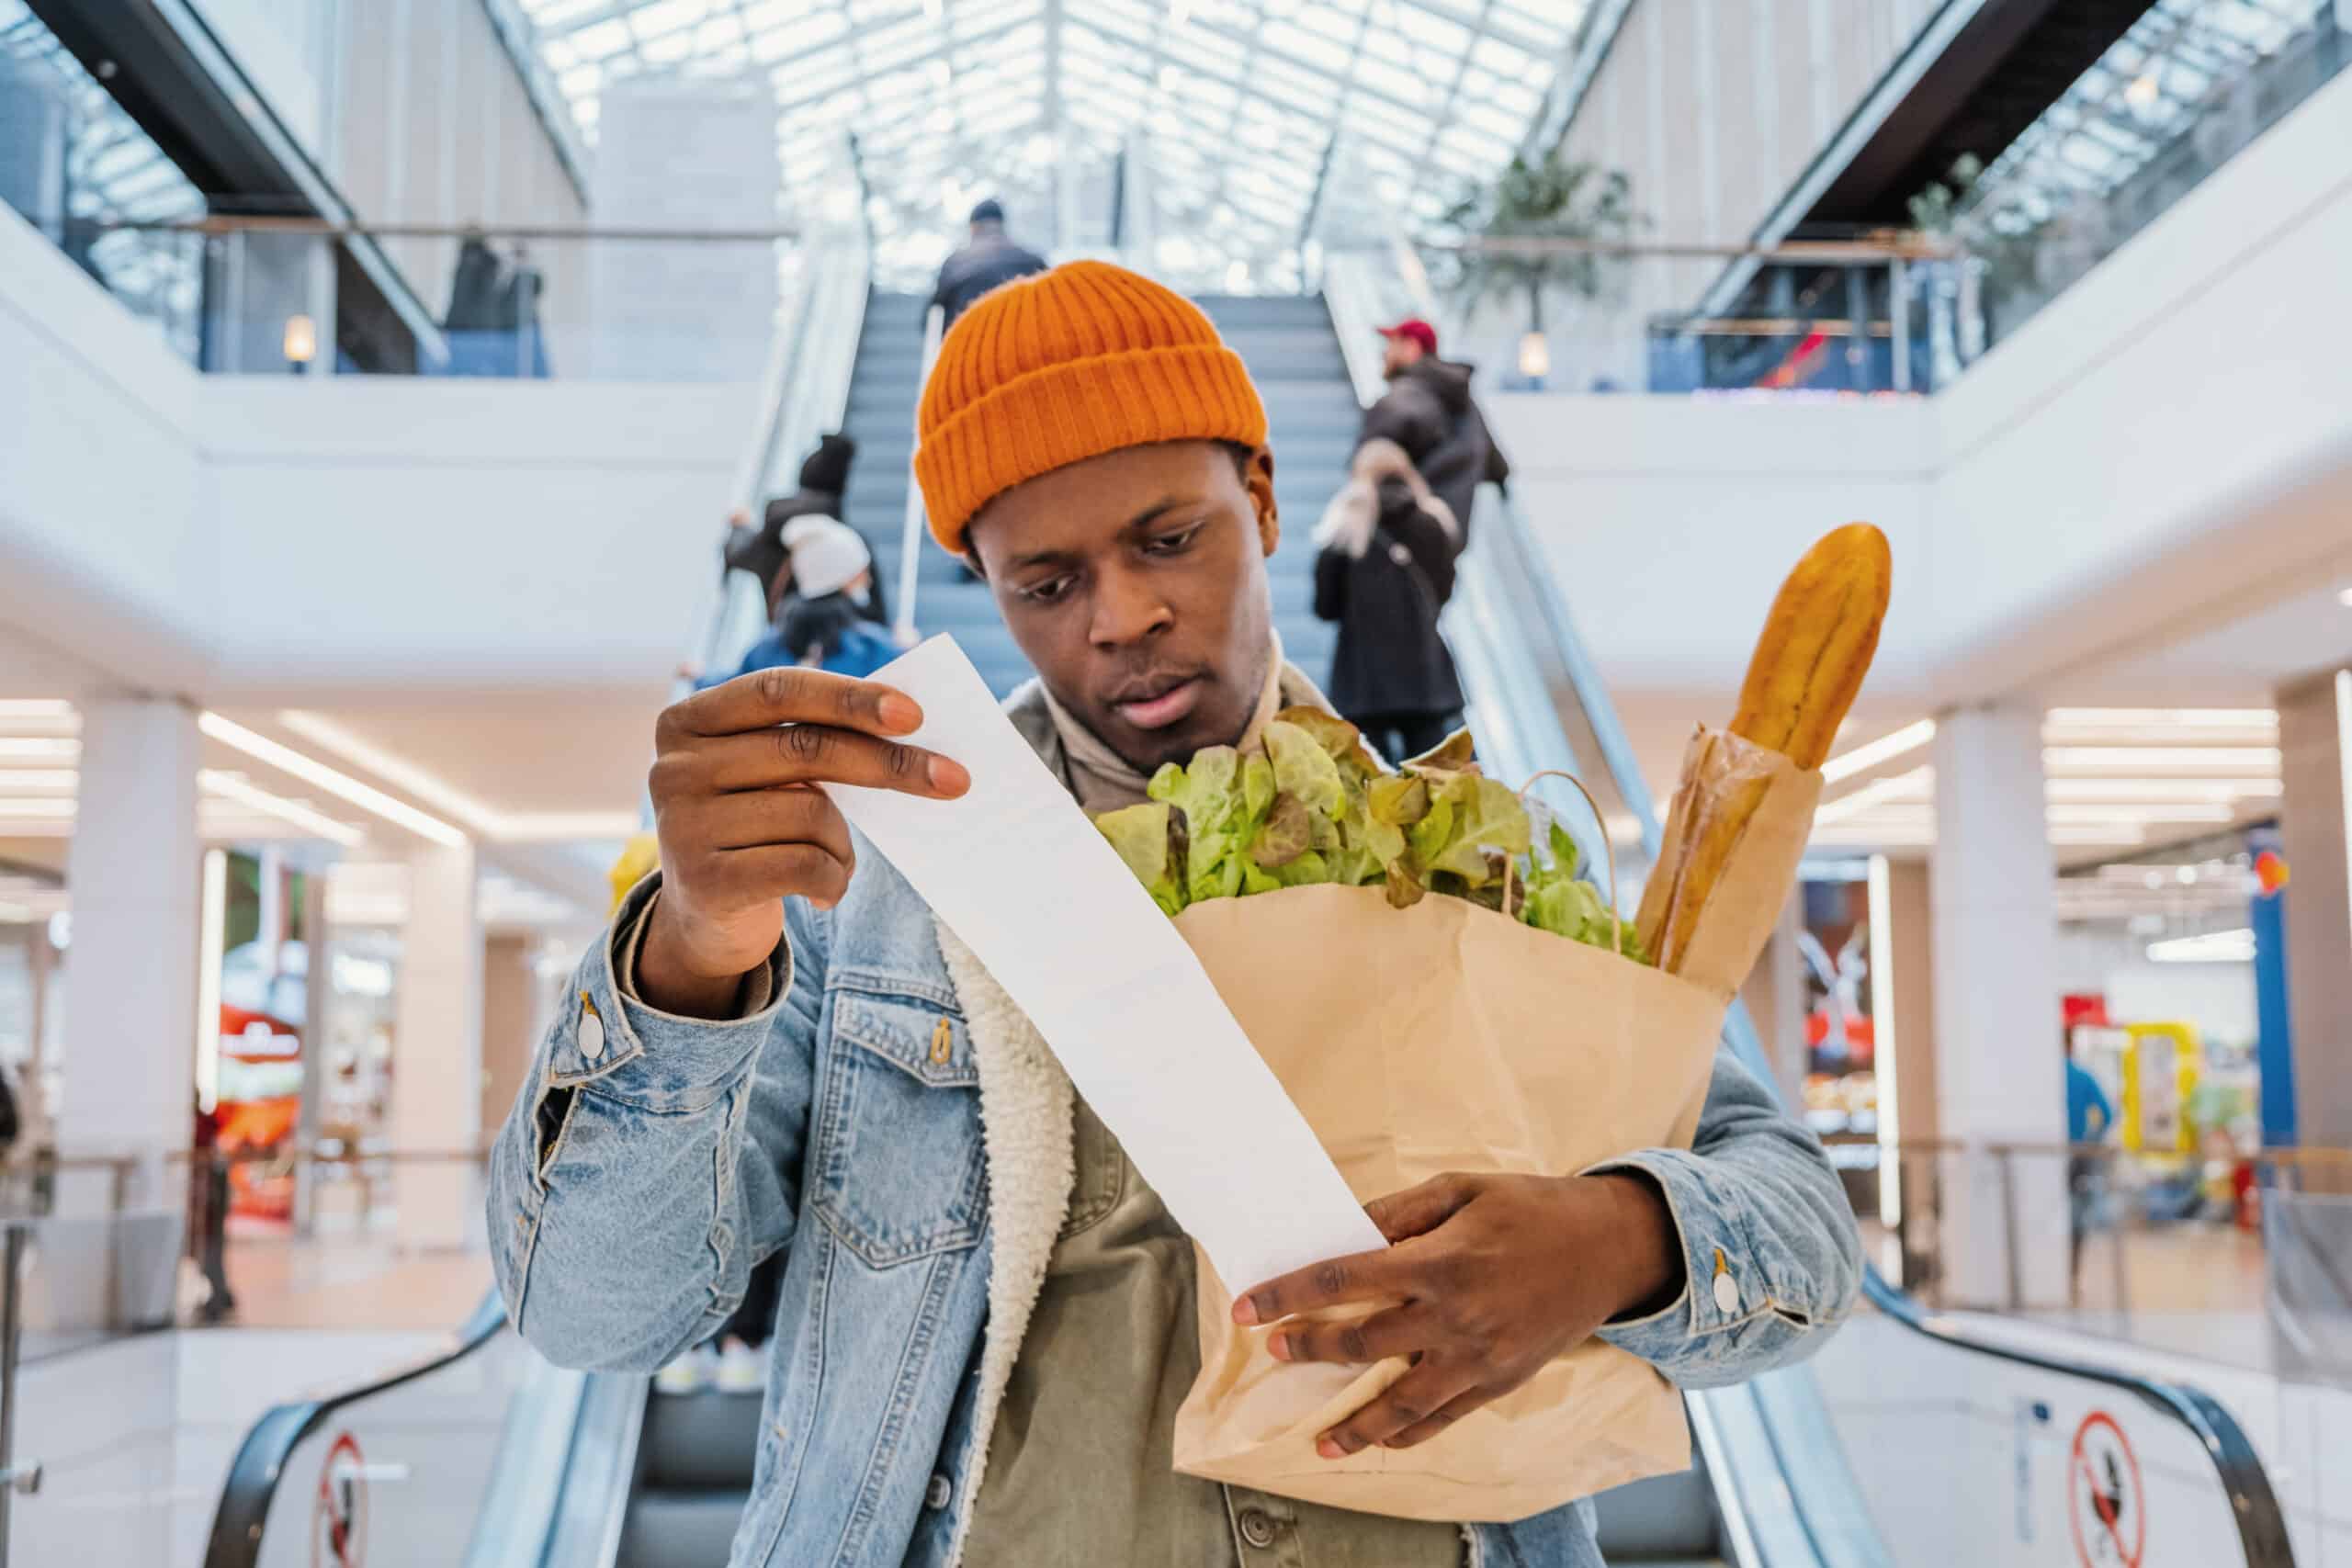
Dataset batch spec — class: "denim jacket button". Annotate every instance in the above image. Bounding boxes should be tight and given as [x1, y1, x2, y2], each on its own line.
[578, 998, 606, 1061]
[1713, 1269, 1740, 1314]
[924, 1474, 952, 1511]
[1237, 1506, 1277, 1549]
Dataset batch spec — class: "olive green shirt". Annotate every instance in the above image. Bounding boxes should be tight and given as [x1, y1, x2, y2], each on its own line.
[958, 1097, 1463, 1567]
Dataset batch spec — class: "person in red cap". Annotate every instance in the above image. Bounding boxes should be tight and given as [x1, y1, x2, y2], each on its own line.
[1367, 316, 1510, 538]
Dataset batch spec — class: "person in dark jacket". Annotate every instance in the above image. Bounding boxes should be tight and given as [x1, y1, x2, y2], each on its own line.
[689, 517, 900, 689]
[1359, 317, 1510, 538]
[724, 433, 888, 625]
[929, 199, 1048, 328]
[1311, 437, 1465, 765]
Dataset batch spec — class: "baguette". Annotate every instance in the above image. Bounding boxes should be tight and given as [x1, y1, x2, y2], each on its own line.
[1643, 524, 1891, 972]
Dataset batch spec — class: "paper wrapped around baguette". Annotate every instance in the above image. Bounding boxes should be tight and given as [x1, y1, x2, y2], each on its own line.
[1634, 728, 1824, 996]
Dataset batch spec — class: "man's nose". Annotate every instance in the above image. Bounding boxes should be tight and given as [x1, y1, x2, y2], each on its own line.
[1088, 563, 1174, 647]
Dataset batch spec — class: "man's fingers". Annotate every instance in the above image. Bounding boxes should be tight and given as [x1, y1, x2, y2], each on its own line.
[1375, 1388, 1498, 1452]
[692, 788, 856, 860]
[705, 842, 854, 908]
[663, 666, 922, 742]
[1269, 1304, 1431, 1366]
[685, 725, 968, 797]
[1316, 1362, 1480, 1458]
[1235, 1244, 1416, 1325]
[1363, 1173, 1478, 1244]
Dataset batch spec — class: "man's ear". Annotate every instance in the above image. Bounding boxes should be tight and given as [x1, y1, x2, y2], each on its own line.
[1246, 447, 1279, 557]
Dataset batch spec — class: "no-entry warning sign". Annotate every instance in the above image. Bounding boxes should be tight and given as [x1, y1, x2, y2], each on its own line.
[2068, 1411, 2144, 1568]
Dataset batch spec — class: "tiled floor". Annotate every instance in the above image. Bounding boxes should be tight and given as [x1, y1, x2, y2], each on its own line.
[182, 1235, 492, 1330]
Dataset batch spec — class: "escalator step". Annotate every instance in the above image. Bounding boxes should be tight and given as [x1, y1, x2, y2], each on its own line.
[637, 1389, 765, 1491]
[616, 1489, 749, 1568]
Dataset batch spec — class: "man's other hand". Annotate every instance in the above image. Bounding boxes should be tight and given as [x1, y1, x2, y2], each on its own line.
[639, 668, 969, 1017]
[1232, 1170, 1681, 1458]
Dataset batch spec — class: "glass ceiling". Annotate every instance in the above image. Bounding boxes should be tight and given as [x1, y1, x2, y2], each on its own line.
[1959, 0, 2323, 232]
[1, 0, 208, 358]
[515, 0, 1595, 287]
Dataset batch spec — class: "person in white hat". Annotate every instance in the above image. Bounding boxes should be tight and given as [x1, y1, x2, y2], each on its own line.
[683, 516, 900, 688]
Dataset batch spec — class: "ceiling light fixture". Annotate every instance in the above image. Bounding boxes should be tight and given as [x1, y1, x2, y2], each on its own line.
[0, 739, 78, 762]
[2146, 928, 2256, 964]
[0, 771, 78, 795]
[2043, 747, 2281, 772]
[2042, 778, 2281, 802]
[276, 712, 635, 841]
[1821, 718, 1937, 784]
[2339, 586, 2352, 609]
[198, 771, 365, 847]
[198, 714, 465, 847]
[1813, 767, 1932, 827]
[0, 700, 74, 721]
[2045, 802, 2234, 825]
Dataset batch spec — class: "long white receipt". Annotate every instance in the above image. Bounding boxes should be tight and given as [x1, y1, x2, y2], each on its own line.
[825, 635, 1385, 1291]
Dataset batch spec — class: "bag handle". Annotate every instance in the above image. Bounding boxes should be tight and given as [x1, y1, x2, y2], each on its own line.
[1509, 769, 1623, 958]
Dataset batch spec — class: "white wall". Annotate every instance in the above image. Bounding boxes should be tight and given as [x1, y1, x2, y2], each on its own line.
[186, 0, 335, 153]
[199, 377, 751, 696]
[0, 204, 214, 693]
[1487, 393, 1938, 709]
[2053, 924, 2260, 1047]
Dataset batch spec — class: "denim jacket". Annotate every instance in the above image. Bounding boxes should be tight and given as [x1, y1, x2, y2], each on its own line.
[488, 702, 1863, 1568]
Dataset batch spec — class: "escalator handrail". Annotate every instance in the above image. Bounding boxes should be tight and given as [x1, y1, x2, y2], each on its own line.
[895, 302, 945, 643]
[202, 1286, 510, 1568]
[1860, 1270, 2293, 1565]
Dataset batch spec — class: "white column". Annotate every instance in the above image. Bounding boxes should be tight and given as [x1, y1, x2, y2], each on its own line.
[61, 699, 201, 1210]
[1928, 703, 2069, 1306]
[391, 840, 483, 1250]
[2278, 671, 2352, 1151]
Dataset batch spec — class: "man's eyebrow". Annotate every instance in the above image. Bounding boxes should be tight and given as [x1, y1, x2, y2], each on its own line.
[1001, 496, 1205, 571]
[1124, 496, 1196, 532]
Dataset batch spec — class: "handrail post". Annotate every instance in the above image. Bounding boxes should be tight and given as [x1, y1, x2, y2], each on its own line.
[2107, 1145, 2130, 1322]
[1888, 257, 1911, 393]
[896, 304, 945, 645]
[1997, 1145, 2022, 1311]
[0, 1223, 39, 1563]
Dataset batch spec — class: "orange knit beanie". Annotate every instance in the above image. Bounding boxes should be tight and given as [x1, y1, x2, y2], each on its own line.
[914, 261, 1269, 554]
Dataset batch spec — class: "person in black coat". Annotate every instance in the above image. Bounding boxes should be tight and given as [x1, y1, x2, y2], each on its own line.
[1359, 318, 1510, 539]
[1311, 437, 1466, 766]
[929, 199, 1049, 329]
[723, 433, 888, 626]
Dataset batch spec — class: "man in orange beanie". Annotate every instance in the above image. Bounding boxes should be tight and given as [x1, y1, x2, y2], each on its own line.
[490, 261, 1860, 1568]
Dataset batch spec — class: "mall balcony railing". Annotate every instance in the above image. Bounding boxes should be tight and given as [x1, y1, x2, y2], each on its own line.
[16, 213, 831, 383]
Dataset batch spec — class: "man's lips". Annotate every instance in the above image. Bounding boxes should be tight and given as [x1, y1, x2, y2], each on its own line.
[1111, 676, 1205, 731]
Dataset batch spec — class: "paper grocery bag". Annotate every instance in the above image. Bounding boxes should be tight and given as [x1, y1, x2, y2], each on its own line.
[1168, 739, 1821, 1522]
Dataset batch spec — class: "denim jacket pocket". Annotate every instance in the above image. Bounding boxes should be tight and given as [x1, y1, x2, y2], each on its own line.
[811, 985, 989, 1268]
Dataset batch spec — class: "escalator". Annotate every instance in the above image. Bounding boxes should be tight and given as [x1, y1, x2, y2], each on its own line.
[200, 262, 2299, 1568]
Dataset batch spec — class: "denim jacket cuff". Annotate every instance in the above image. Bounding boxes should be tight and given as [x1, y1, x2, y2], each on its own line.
[543, 873, 790, 1108]
[1585, 1148, 1763, 1357]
